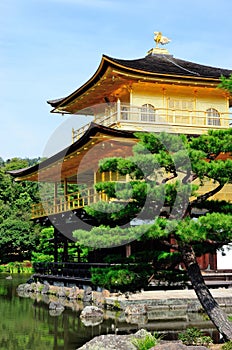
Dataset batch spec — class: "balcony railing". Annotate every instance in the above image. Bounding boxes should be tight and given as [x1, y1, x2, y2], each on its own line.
[72, 103, 232, 143]
[32, 188, 108, 219]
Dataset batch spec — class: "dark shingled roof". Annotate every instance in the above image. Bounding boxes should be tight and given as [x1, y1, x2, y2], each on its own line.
[105, 54, 232, 79]
[7, 123, 135, 179]
[48, 54, 232, 109]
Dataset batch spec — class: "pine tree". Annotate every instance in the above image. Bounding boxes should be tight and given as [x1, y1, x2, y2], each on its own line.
[73, 129, 232, 340]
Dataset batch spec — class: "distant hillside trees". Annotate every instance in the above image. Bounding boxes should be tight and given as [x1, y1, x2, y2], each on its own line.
[0, 157, 41, 263]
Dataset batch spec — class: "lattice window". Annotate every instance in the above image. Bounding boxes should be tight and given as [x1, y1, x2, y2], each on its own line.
[141, 104, 156, 122]
[206, 108, 220, 126]
[168, 99, 194, 110]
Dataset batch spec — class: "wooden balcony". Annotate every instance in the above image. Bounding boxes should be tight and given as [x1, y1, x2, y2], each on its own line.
[72, 102, 231, 143]
[32, 188, 108, 219]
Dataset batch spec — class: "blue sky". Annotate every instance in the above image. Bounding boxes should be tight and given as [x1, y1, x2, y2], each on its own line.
[1, 0, 232, 160]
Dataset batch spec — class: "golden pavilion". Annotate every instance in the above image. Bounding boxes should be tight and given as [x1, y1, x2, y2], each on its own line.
[10, 33, 232, 271]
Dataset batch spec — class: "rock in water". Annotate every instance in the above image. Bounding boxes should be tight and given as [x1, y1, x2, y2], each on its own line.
[80, 305, 103, 318]
[83, 286, 92, 302]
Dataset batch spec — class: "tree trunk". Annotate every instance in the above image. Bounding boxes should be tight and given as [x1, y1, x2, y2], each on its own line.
[181, 245, 232, 341]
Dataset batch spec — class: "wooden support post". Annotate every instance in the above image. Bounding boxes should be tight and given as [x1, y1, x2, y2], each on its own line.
[126, 244, 131, 258]
[77, 245, 82, 262]
[63, 238, 69, 262]
[54, 228, 58, 263]
[64, 178, 68, 210]
[93, 171, 97, 203]
[117, 98, 121, 121]
[64, 178, 68, 196]
[54, 182, 58, 213]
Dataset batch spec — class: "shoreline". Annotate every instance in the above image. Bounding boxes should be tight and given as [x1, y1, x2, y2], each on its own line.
[16, 282, 232, 348]
[17, 281, 232, 313]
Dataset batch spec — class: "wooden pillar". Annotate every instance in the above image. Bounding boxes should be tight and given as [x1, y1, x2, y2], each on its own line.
[64, 178, 68, 196]
[209, 251, 217, 270]
[64, 178, 68, 210]
[54, 182, 58, 213]
[93, 171, 97, 203]
[77, 246, 82, 262]
[130, 89, 133, 105]
[63, 238, 68, 262]
[125, 244, 131, 258]
[54, 228, 58, 263]
[117, 98, 121, 121]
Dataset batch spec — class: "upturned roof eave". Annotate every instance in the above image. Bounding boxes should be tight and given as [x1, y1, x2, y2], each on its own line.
[7, 122, 136, 181]
[47, 55, 109, 111]
[48, 54, 228, 114]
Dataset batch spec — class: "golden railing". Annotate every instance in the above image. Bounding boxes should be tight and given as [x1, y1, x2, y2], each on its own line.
[72, 103, 232, 143]
[32, 188, 108, 219]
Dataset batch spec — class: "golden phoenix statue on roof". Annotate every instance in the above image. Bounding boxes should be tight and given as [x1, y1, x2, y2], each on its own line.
[154, 32, 171, 47]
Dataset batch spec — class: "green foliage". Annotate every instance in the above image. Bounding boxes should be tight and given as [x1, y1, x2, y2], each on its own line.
[32, 227, 54, 258]
[152, 250, 188, 286]
[0, 157, 42, 263]
[198, 212, 232, 243]
[0, 217, 39, 263]
[218, 74, 232, 94]
[131, 332, 161, 350]
[74, 129, 232, 311]
[194, 199, 232, 214]
[31, 252, 54, 263]
[178, 327, 212, 346]
[190, 128, 232, 155]
[91, 263, 153, 292]
[223, 340, 232, 350]
[0, 261, 33, 273]
[74, 224, 150, 249]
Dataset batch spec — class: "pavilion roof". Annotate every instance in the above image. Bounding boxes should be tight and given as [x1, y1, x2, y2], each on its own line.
[8, 123, 136, 183]
[8, 122, 232, 184]
[48, 54, 232, 114]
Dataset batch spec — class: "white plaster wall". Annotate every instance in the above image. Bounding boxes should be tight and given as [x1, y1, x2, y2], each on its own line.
[217, 244, 232, 269]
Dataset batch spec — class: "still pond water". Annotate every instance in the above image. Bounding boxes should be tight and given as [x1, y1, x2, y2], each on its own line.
[0, 273, 219, 350]
[0, 273, 114, 350]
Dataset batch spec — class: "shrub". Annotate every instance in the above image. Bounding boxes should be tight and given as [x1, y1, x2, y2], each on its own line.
[131, 332, 161, 350]
[91, 263, 153, 292]
[31, 252, 54, 263]
[222, 341, 232, 350]
[178, 327, 212, 346]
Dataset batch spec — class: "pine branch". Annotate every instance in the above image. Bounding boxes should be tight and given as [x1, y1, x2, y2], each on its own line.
[190, 183, 224, 205]
[161, 172, 177, 184]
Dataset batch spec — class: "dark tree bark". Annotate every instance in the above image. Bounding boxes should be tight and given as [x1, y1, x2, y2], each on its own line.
[181, 244, 232, 341]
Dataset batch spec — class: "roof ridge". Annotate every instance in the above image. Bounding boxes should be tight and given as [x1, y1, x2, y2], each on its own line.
[163, 55, 201, 76]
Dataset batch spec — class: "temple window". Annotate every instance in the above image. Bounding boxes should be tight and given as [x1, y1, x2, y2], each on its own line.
[168, 98, 194, 110]
[206, 108, 220, 126]
[141, 104, 156, 122]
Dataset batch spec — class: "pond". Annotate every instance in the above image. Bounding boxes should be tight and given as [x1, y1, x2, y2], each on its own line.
[0, 274, 98, 350]
[0, 273, 221, 350]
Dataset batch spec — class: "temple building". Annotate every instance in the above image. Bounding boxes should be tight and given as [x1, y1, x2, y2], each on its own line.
[10, 33, 232, 271]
